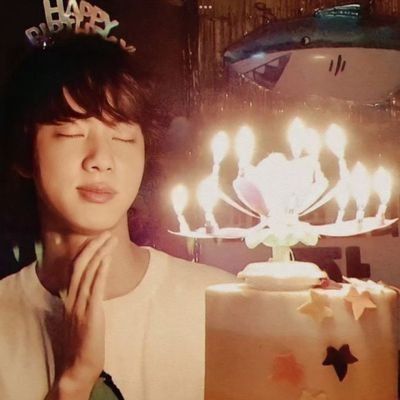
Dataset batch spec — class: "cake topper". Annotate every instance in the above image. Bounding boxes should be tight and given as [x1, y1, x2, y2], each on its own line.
[25, 0, 135, 52]
[170, 119, 397, 263]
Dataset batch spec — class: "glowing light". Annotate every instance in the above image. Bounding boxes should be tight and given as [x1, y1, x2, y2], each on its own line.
[169, 121, 397, 251]
[171, 185, 188, 215]
[171, 184, 190, 233]
[325, 124, 346, 159]
[197, 177, 219, 212]
[336, 181, 350, 210]
[288, 117, 305, 158]
[211, 131, 229, 165]
[235, 126, 255, 168]
[351, 163, 370, 223]
[335, 180, 350, 222]
[304, 128, 321, 157]
[373, 167, 391, 205]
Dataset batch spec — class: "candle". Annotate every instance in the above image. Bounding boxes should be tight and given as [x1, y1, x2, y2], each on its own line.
[350, 162, 370, 224]
[335, 180, 350, 223]
[169, 120, 398, 251]
[197, 176, 220, 233]
[373, 167, 391, 223]
[171, 184, 190, 233]
[288, 117, 305, 159]
[325, 123, 348, 179]
[211, 131, 229, 177]
[235, 126, 255, 176]
[304, 128, 323, 182]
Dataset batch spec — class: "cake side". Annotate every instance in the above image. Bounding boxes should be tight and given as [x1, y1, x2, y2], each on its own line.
[204, 282, 398, 400]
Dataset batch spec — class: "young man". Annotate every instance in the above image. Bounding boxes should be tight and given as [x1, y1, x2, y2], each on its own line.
[0, 34, 234, 400]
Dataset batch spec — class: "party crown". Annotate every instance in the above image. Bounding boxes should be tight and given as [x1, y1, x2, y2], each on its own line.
[25, 0, 136, 52]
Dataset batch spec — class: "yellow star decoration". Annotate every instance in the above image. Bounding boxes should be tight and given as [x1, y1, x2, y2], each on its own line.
[344, 286, 377, 320]
[297, 290, 333, 322]
[270, 353, 304, 386]
[299, 390, 328, 400]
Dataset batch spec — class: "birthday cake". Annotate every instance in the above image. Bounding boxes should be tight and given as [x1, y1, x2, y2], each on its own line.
[204, 261, 398, 400]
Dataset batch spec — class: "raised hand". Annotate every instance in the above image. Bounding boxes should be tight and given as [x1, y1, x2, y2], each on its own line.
[47, 231, 118, 400]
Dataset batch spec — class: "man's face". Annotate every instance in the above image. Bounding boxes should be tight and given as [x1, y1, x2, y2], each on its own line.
[33, 99, 145, 235]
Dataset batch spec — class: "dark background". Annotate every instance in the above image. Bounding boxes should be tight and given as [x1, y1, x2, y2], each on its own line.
[0, 0, 195, 112]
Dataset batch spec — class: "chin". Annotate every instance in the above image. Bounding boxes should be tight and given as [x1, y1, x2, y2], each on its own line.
[64, 213, 127, 236]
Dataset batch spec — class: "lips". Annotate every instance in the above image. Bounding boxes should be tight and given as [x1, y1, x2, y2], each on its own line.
[77, 183, 117, 204]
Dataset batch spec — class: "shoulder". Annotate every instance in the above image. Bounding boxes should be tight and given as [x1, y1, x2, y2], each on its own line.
[0, 265, 38, 337]
[0, 266, 28, 300]
[0, 263, 42, 311]
[148, 247, 237, 288]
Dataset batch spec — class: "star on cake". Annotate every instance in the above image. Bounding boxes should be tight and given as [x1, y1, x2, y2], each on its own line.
[297, 290, 333, 322]
[322, 344, 358, 381]
[344, 286, 377, 320]
[270, 353, 304, 386]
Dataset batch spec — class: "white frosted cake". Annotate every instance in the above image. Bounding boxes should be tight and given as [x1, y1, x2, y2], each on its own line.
[205, 261, 398, 400]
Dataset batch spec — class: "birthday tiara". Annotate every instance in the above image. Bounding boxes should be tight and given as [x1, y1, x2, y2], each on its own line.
[25, 0, 136, 53]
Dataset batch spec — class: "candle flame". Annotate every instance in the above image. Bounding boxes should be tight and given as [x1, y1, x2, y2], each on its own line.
[304, 128, 321, 157]
[325, 123, 346, 159]
[288, 117, 305, 158]
[235, 126, 255, 166]
[335, 180, 350, 210]
[171, 184, 188, 215]
[211, 131, 229, 165]
[197, 176, 219, 213]
[351, 162, 370, 208]
[373, 167, 391, 205]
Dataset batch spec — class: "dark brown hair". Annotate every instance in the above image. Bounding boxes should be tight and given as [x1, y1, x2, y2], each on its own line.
[0, 33, 165, 246]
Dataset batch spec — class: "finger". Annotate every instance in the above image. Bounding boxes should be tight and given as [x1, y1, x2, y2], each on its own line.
[72, 237, 117, 317]
[68, 232, 111, 300]
[89, 255, 111, 307]
[66, 231, 111, 312]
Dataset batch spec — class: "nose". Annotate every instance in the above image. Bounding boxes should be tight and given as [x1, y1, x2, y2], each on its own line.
[82, 134, 114, 173]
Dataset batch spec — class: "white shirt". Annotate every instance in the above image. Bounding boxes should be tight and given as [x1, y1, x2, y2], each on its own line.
[0, 247, 235, 400]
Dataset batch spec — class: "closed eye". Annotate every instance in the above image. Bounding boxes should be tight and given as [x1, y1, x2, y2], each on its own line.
[56, 133, 85, 138]
[112, 137, 136, 143]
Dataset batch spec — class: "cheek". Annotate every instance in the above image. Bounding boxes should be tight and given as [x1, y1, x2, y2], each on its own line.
[34, 149, 76, 201]
[121, 142, 145, 178]
[125, 153, 145, 187]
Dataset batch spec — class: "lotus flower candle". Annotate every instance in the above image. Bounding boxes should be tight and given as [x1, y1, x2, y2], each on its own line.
[197, 176, 220, 233]
[171, 185, 190, 234]
[325, 123, 349, 180]
[211, 131, 229, 178]
[351, 163, 370, 224]
[288, 117, 306, 159]
[170, 119, 397, 261]
[235, 126, 254, 176]
[373, 167, 392, 223]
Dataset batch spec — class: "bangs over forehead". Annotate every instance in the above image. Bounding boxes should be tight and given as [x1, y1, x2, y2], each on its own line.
[50, 72, 145, 126]
[15, 34, 150, 128]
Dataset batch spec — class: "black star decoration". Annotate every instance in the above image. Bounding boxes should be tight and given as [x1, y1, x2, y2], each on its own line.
[322, 344, 358, 381]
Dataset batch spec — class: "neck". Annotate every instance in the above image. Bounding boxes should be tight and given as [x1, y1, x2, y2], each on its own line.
[37, 217, 150, 299]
